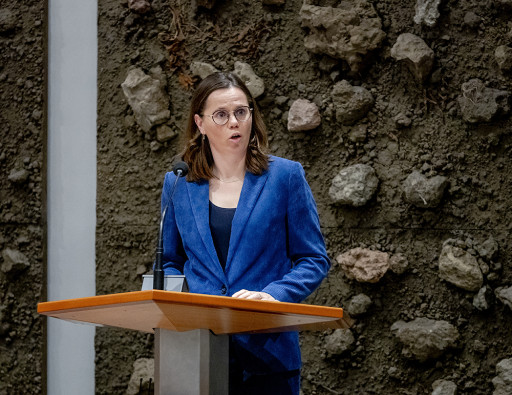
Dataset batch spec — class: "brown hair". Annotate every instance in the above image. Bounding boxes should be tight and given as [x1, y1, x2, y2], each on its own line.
[181, 72, 269, 182]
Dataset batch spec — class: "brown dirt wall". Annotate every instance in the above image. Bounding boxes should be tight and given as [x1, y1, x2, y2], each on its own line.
[0, 0, 46, 394]
[94, 0, 512, 394]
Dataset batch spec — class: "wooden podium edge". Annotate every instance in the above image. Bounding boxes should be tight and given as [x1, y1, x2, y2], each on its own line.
[37, 290, 353, 331]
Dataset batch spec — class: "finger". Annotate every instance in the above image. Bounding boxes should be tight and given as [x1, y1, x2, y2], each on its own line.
[232, 289, 250, 298]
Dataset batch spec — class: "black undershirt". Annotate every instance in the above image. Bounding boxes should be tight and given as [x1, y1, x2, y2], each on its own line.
[209, 201, 236, 271]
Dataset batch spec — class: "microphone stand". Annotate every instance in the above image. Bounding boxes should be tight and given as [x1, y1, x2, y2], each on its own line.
[153, 167, 186, 290]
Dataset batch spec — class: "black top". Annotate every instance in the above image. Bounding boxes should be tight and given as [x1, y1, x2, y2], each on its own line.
[209, 201, 236, 270]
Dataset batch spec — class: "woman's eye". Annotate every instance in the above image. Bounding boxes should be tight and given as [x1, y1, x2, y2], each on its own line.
[214, 111, 228, 119]
[235, 108, 247, 116]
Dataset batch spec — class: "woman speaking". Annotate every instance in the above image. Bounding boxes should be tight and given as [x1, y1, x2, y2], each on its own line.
[160, 72, 330, 394]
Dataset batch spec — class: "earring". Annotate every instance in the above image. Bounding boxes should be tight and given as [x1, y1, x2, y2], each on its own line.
[202, 134, 205, 142]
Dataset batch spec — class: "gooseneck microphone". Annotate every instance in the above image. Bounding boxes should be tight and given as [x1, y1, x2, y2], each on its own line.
[153, 161, 189, 290]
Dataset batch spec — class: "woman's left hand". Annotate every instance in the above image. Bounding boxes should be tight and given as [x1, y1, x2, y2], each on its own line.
[232, 289, 276, 301]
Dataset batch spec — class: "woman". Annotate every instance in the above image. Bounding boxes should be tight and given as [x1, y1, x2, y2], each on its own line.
[161, 72, 330, 394]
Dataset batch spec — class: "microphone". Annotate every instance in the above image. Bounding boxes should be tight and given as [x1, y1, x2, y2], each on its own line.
[153, 161, 189, 290]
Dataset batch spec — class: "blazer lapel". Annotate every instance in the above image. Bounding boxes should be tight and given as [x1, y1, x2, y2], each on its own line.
[186, 180, 222, 272]
[226, 170, 269, 270]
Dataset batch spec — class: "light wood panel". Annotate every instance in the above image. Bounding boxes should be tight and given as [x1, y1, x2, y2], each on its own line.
[38, 290, 351, 334]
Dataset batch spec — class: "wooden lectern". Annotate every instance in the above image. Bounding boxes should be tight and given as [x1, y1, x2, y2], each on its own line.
[38, 290, 350, 394]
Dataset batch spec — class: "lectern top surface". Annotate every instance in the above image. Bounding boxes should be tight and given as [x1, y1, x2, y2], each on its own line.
[37, 290, 351, 334]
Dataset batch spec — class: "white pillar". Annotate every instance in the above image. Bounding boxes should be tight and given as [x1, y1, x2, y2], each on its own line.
[47, 0, 97, 393]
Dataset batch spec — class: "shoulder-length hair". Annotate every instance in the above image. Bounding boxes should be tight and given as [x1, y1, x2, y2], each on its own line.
[181, 72, 269, 182]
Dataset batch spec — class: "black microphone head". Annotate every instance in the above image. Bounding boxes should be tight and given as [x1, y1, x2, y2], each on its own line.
[172, 161, 189, 177]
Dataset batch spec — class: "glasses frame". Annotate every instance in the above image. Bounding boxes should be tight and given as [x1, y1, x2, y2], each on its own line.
[202, 106, 253, 126]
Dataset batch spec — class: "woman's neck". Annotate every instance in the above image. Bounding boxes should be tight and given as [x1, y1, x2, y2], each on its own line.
[211, 153, 246, 182]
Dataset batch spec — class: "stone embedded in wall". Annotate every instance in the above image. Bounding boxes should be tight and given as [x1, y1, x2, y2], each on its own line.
[332, 80, 374, 125]
[414, 0, 442, 27]
[329, 164, 379, 207]
[389, 253, 409, 275]
[473, 286, 490, 311]
[324, 328, 356, 356]
[495, 286, 512, 310]
[336, 248, 389, 283]
[299, 2, 386, 72]
[126, 358, 154, 395]
[492, 358, 512, 395]
[347, 293, 372, 316]
[495, 45, 512, 71]
[287, 99, 321, 132]
[128, 0, 151, 14]
[121, 68, 171, 132]
[476, 236, 499, 261]
[432, 379, 457, 395]
[391, 317, 459, 362]
[438, 244, 483, 292]
[463, 12, 481, 29]
[393, 112, 412, 128]
[0, 8, 17, 33]
[190, 61, 219, 80]
[390, 33, 434, 83]
[155, 124, 177, 142]
[1, 248, 30, 274]
[8, 168, 30, 184]
[457, 78, 510, 124]
[403, 170, 448, 208]
[233, 61, 265, 99]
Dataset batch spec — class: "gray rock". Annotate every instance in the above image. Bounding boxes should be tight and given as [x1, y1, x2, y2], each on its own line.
[190, 61, 219, 80]
[126, 358, 154, 395]
[329, 164, 379, 207]
[463, 12, 481, 29]
[394, 112, 412, 128]
[156, 125, 177, 142]
[287, 99, 321, 132]
[414, 0, 442, 27]
[336, 248, 389, 283]
[299, 2, 385, 72]
[391, 317, 459, 362]
[389, 253, 409, 275]
[438, 244, 483, 292]
[324, 329, 356, 356]
[332, 80, 374, 125]
[347, 293, 372, 316]
[457, 79, 510, 124]
[495, 45, 512, 71]
[391, 33, 434, 82]
[473, 286, 489, 311]
[403, 171, 448, 208]
[0, 8, 17, 33]
[495, 286, 512, 309]
[476, 237, 499, 261]
[1, 249, 30, 274]
[121, 68, 170, 132]
[233, 62, 265, 99]
[432, 379, 457, 395]
[8, 168, 30, 184]
[492, 358, 512, 395]
[128, 0, 151, 14]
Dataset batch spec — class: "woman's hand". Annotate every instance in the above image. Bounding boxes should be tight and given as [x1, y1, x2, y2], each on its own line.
[232, 289, 276, 301]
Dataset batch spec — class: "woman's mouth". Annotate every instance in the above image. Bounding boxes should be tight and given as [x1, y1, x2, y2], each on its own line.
[230, 133, 241, 140]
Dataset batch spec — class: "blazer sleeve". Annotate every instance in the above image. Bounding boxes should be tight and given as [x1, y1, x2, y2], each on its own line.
[261, 161, 330, 303]
[160, 172, 188, 275]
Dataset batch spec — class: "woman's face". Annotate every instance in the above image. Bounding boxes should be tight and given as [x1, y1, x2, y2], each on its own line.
[194, 87, 252, 160]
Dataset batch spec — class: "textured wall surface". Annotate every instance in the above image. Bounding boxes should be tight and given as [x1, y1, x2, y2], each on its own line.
[18, 0, 506, 393]
[95, 0, 512, 394]
[0, 1, 46, 393]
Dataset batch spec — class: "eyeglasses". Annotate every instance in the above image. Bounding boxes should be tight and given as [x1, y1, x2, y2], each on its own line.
[203, 106, 253, 125]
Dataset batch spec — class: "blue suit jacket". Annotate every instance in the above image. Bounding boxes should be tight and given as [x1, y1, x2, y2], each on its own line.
[161, 156, 330, 373]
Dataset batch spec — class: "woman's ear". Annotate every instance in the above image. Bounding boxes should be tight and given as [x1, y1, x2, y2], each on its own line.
[194, 114, 204, 135]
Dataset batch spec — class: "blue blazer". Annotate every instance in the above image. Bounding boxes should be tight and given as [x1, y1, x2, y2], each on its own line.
[161, 156, 330, 373]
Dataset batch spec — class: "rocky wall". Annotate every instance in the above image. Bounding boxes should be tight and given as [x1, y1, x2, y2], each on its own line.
[0, 1, 46, 394]
[96, 0, 512, 394]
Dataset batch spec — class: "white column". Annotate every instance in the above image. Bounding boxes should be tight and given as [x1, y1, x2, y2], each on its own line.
[47, 0, 97, 394]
